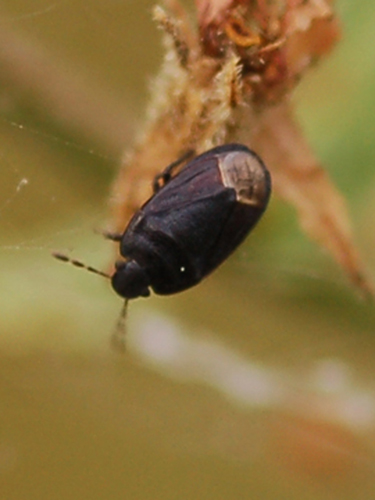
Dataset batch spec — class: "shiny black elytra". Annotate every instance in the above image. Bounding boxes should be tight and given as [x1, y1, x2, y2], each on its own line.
[110, 143, 271, 300]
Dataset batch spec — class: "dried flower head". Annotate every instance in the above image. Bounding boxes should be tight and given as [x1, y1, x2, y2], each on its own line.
[110, 0, 372, 295]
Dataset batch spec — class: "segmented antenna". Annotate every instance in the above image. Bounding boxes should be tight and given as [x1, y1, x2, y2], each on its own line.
[111, 300, 129, 353]
[53, 252, 130, 350]
[52, 252, 111, 279]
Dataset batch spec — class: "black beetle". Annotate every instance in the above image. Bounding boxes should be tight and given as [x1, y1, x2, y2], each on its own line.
[53, 143, 271, 343]
[110, 143, 271, 300]
[54, 144, 271, 301]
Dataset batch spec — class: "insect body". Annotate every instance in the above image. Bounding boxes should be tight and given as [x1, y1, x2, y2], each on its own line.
[111, 143, 271, 300]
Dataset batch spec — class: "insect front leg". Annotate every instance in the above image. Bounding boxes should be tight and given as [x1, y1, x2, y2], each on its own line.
[100, 230, 123, 242]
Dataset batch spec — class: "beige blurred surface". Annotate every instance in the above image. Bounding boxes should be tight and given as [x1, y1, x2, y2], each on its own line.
[1, 1, 375, 499]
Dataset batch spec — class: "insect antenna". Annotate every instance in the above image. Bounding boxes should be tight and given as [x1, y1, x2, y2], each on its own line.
[111, 300, 129, 352]
[52, 252, 111, 279]
[53, 252, 130, 349]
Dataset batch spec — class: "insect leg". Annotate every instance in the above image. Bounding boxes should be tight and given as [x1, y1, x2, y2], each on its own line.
[152, 149, 195, 193]
[100, 230, 123, 242]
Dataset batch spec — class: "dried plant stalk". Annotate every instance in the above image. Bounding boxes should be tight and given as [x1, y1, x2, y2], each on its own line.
[110, 0, 372, 295]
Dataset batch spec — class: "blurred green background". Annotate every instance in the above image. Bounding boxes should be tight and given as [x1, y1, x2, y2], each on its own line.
[1, 1, 375, 499]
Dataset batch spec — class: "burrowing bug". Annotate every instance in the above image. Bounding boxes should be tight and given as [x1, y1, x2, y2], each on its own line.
[54, 143, 271, 336]
[111, 143, 271, 298]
